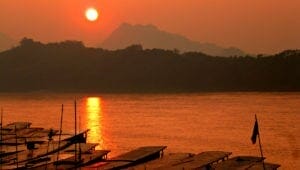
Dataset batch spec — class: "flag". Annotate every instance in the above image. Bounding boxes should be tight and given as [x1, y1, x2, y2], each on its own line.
[251, 118, 259, 144]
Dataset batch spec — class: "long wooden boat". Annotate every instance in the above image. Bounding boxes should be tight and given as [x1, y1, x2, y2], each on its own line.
[128, 151, 231, 170]
[127, 152, 195, 170]
[49, 150, 110, 170]
[1, 127, 59, 146]
[22, 143, 109, 170]
[2, 122, 31, 131]
[22, 147, 110, 169]
[87, 146, 167, 170]
[212, 156, 280, 170]
[1, 140, 72, 164]
[0, 130, 90, 166]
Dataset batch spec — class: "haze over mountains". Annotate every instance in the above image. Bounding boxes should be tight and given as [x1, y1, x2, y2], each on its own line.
[101, 23, 246, 57]
[2, 23, 246, 56]
[0, 32, 15, 52]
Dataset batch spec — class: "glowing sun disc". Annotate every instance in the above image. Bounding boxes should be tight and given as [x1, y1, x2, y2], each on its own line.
[85, 8, 99, 21]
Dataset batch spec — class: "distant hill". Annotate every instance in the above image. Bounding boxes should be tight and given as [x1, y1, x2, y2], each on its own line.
[0, 32, 15, 52]
[0, 38, 299, 92]
[101, 23, 246, 57]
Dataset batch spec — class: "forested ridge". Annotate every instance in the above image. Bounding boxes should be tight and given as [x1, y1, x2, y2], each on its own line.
[0, 38, 299, 92]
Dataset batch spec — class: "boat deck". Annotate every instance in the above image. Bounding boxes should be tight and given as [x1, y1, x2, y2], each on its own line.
[30, 150, 111, 170]
[86, 146, 167, 170]
[212, 156, 280, 170]
[130, 151, 231, 170]
[127, 152, 194, 169]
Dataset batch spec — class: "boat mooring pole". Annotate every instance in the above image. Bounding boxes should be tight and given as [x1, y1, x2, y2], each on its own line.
[74, 100, 77, 164]
[15, 125, 18, 168]
[56, 104, 64, 170]
[78, 102, 82, 163]
[255, 115, 266, 170]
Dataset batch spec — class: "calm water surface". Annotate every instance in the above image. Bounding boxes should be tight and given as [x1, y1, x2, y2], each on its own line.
[0, 92, 299, 169]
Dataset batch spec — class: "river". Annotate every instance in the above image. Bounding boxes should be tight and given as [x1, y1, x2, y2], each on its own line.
[0, 92, 299, 169]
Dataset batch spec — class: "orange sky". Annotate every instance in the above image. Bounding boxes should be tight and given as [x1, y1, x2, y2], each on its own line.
[0, 0, 299, 54]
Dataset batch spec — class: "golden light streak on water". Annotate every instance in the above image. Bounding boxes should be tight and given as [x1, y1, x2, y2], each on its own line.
[86, 97, 103, 150]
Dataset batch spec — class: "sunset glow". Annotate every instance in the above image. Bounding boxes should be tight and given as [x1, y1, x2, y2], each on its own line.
[85, 8, 99, 21]
[0, 0, 299, 53]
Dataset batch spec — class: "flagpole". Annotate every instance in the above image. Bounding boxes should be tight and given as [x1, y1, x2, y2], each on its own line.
[255, 114, 266, 170]
[74, 99, 77, 164]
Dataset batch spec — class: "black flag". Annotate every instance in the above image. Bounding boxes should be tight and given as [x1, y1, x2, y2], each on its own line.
[251, 119, 259, 144]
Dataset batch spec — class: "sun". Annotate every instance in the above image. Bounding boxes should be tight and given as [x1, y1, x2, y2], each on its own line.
[85, 8, 99, 22]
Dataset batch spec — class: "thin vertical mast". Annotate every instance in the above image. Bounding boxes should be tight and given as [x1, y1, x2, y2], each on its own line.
[56, 104, 64, 169]
[255, 114, 266, 170]
[15, 125, 18, 168]
[78, 102, 82, 162]
[74, 100, 77, 164]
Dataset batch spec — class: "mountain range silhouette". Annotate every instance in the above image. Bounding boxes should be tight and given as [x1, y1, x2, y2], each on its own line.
[101, 23, 246, 57]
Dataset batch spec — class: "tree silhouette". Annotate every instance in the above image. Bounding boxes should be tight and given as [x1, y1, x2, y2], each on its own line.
[0, 38, 299, 92]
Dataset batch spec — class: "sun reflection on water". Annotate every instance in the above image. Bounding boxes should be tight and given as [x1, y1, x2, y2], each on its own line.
[86, 97, 103, 150]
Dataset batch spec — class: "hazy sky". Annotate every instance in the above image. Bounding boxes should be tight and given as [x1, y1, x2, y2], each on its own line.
[0, 0, 299, 54]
